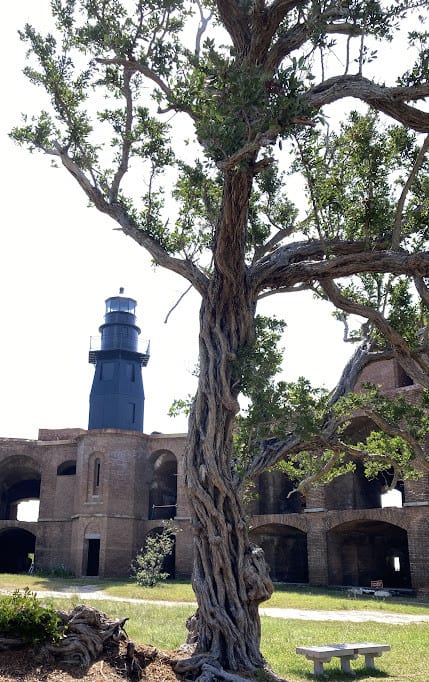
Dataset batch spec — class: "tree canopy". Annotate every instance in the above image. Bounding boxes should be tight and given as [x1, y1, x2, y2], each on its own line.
[11, 1, 429, 679]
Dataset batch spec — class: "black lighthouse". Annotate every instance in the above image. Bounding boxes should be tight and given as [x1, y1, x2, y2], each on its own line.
[88, 289, 150, 431]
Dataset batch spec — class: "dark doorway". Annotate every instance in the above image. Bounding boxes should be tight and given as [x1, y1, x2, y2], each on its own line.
[249, 524, 308, 583]
[149, 452, 177, 520]
[0, 528, 36, 573]
[86, 539, 100, 576]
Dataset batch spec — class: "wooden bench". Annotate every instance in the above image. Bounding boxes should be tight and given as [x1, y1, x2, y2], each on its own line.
[296, 642, 390, 676]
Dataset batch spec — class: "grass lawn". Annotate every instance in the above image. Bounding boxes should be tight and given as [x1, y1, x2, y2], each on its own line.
[2, 573, 429, 614]
[37, 596, 429, 681]
[2, 574, 429, 680]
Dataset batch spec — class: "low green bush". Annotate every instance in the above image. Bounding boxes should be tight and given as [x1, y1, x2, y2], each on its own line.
[132, 522, 177, 587]
[0, 587, 62, 645]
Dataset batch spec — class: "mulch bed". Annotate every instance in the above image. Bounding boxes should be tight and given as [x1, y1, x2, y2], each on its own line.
[0, 642, 185, 682]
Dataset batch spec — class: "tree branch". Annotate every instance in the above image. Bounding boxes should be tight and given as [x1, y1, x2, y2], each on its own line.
[247, 0, 305, 65]
[392, 134, 429, 248]
[215, 0, 251, 54]
[320, 278, 429, 387]
[195, 0, 212, 56]
[252, 225, 296, 262]
[358, 407, 429, 473]
[109, 67, 133, 202]
[252, 242, 429, 295]
[57, 148, 209, 295]
[96, 57, 171, 97]
[304, 76, 429, 132]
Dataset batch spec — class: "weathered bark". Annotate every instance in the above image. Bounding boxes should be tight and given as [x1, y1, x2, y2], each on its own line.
[177, 170, 274, 678]
[42, 605, 127, 668]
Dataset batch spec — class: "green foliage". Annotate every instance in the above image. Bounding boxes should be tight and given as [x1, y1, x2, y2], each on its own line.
[335, 383, 429, 479]
[34, 565, 75, 578]
[293, 111, 415, 244]
[132, 522, 177, 588]
[0, 588, 62, 645]
[233, 315, 332, 479]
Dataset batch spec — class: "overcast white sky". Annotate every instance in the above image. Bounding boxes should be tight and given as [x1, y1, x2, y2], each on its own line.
[1, 1, 399, 441]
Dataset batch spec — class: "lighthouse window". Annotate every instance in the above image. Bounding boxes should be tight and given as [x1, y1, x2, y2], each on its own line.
[129, 402, 136, 424]
[93, 458, 101, 494]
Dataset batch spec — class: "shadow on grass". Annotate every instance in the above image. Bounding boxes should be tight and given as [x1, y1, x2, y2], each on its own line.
[290, 665, 390, 680]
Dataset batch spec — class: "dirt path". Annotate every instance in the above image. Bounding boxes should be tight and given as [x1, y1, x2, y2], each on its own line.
[26, 589, 429, 624]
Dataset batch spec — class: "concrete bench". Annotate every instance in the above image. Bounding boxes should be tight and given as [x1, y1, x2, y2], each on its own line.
[296, 642, 390, 676]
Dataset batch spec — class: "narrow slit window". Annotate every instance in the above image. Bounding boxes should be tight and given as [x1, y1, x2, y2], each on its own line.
[93, 458, 101, 494]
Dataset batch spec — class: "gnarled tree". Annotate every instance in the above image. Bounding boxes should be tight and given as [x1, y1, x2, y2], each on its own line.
[11, 1, 429, 679]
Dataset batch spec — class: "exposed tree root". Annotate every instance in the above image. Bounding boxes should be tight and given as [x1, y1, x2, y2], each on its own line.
[174, 653, 289, 682]
[0, 636, 26, 650]
[41, 605, 128, 668]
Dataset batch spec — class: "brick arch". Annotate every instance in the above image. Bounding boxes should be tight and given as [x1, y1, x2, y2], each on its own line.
[325, 508, 409, 532]
[249, 522, 308, 583]
[57, 459, 77, 476]
[0, 526, 36, 573]
[84, 521, 101, 536]
[148, 450, 177, 520]
[250, 514, 308, 534]
[327, 518, 411, 589]
[0, 455, 41, 521]
[148, 448, 177, 468]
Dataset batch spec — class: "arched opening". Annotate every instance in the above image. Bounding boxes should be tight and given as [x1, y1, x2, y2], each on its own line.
[0, 458, 41, 521]
[325, 463, 404, 511]
[149, 452, 177, 520]
[16, 498, 39, 522]
[249, 523, 308, 583]
[57, 460, 77, 476]
[327, 520, 411, 588]
[257, 470, 305, 514]
[0, 528, 36, 573]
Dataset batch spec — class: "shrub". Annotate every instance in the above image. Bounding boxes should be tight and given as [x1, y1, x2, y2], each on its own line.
[33, 565, 75, 578]
[0, 587, 62, 645]
[132, 522, 177, 587]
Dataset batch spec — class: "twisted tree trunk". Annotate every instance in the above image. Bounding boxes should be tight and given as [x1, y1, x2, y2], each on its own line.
[177, 170, 274, 677]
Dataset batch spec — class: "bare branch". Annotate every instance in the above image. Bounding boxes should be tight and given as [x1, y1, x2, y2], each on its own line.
[291, 448, 342, 496]
[218, 126, 280, 170]
[392, 134, 429, 248]
[304, 76, 429, 133]
[164, 283, 193, 323]
[252, 241, 429, 295]
[109, 67, 133, 202]
[57, 148, 209, 295]
[257, 282, 313, 299]
[328, 342, 394, 405]
[252, 225, 295, 262]
[96, 57, 171, 97]
[195, 0, 212, 56]
[320, 278, 429, 387]
[414, 276, 429, 308]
